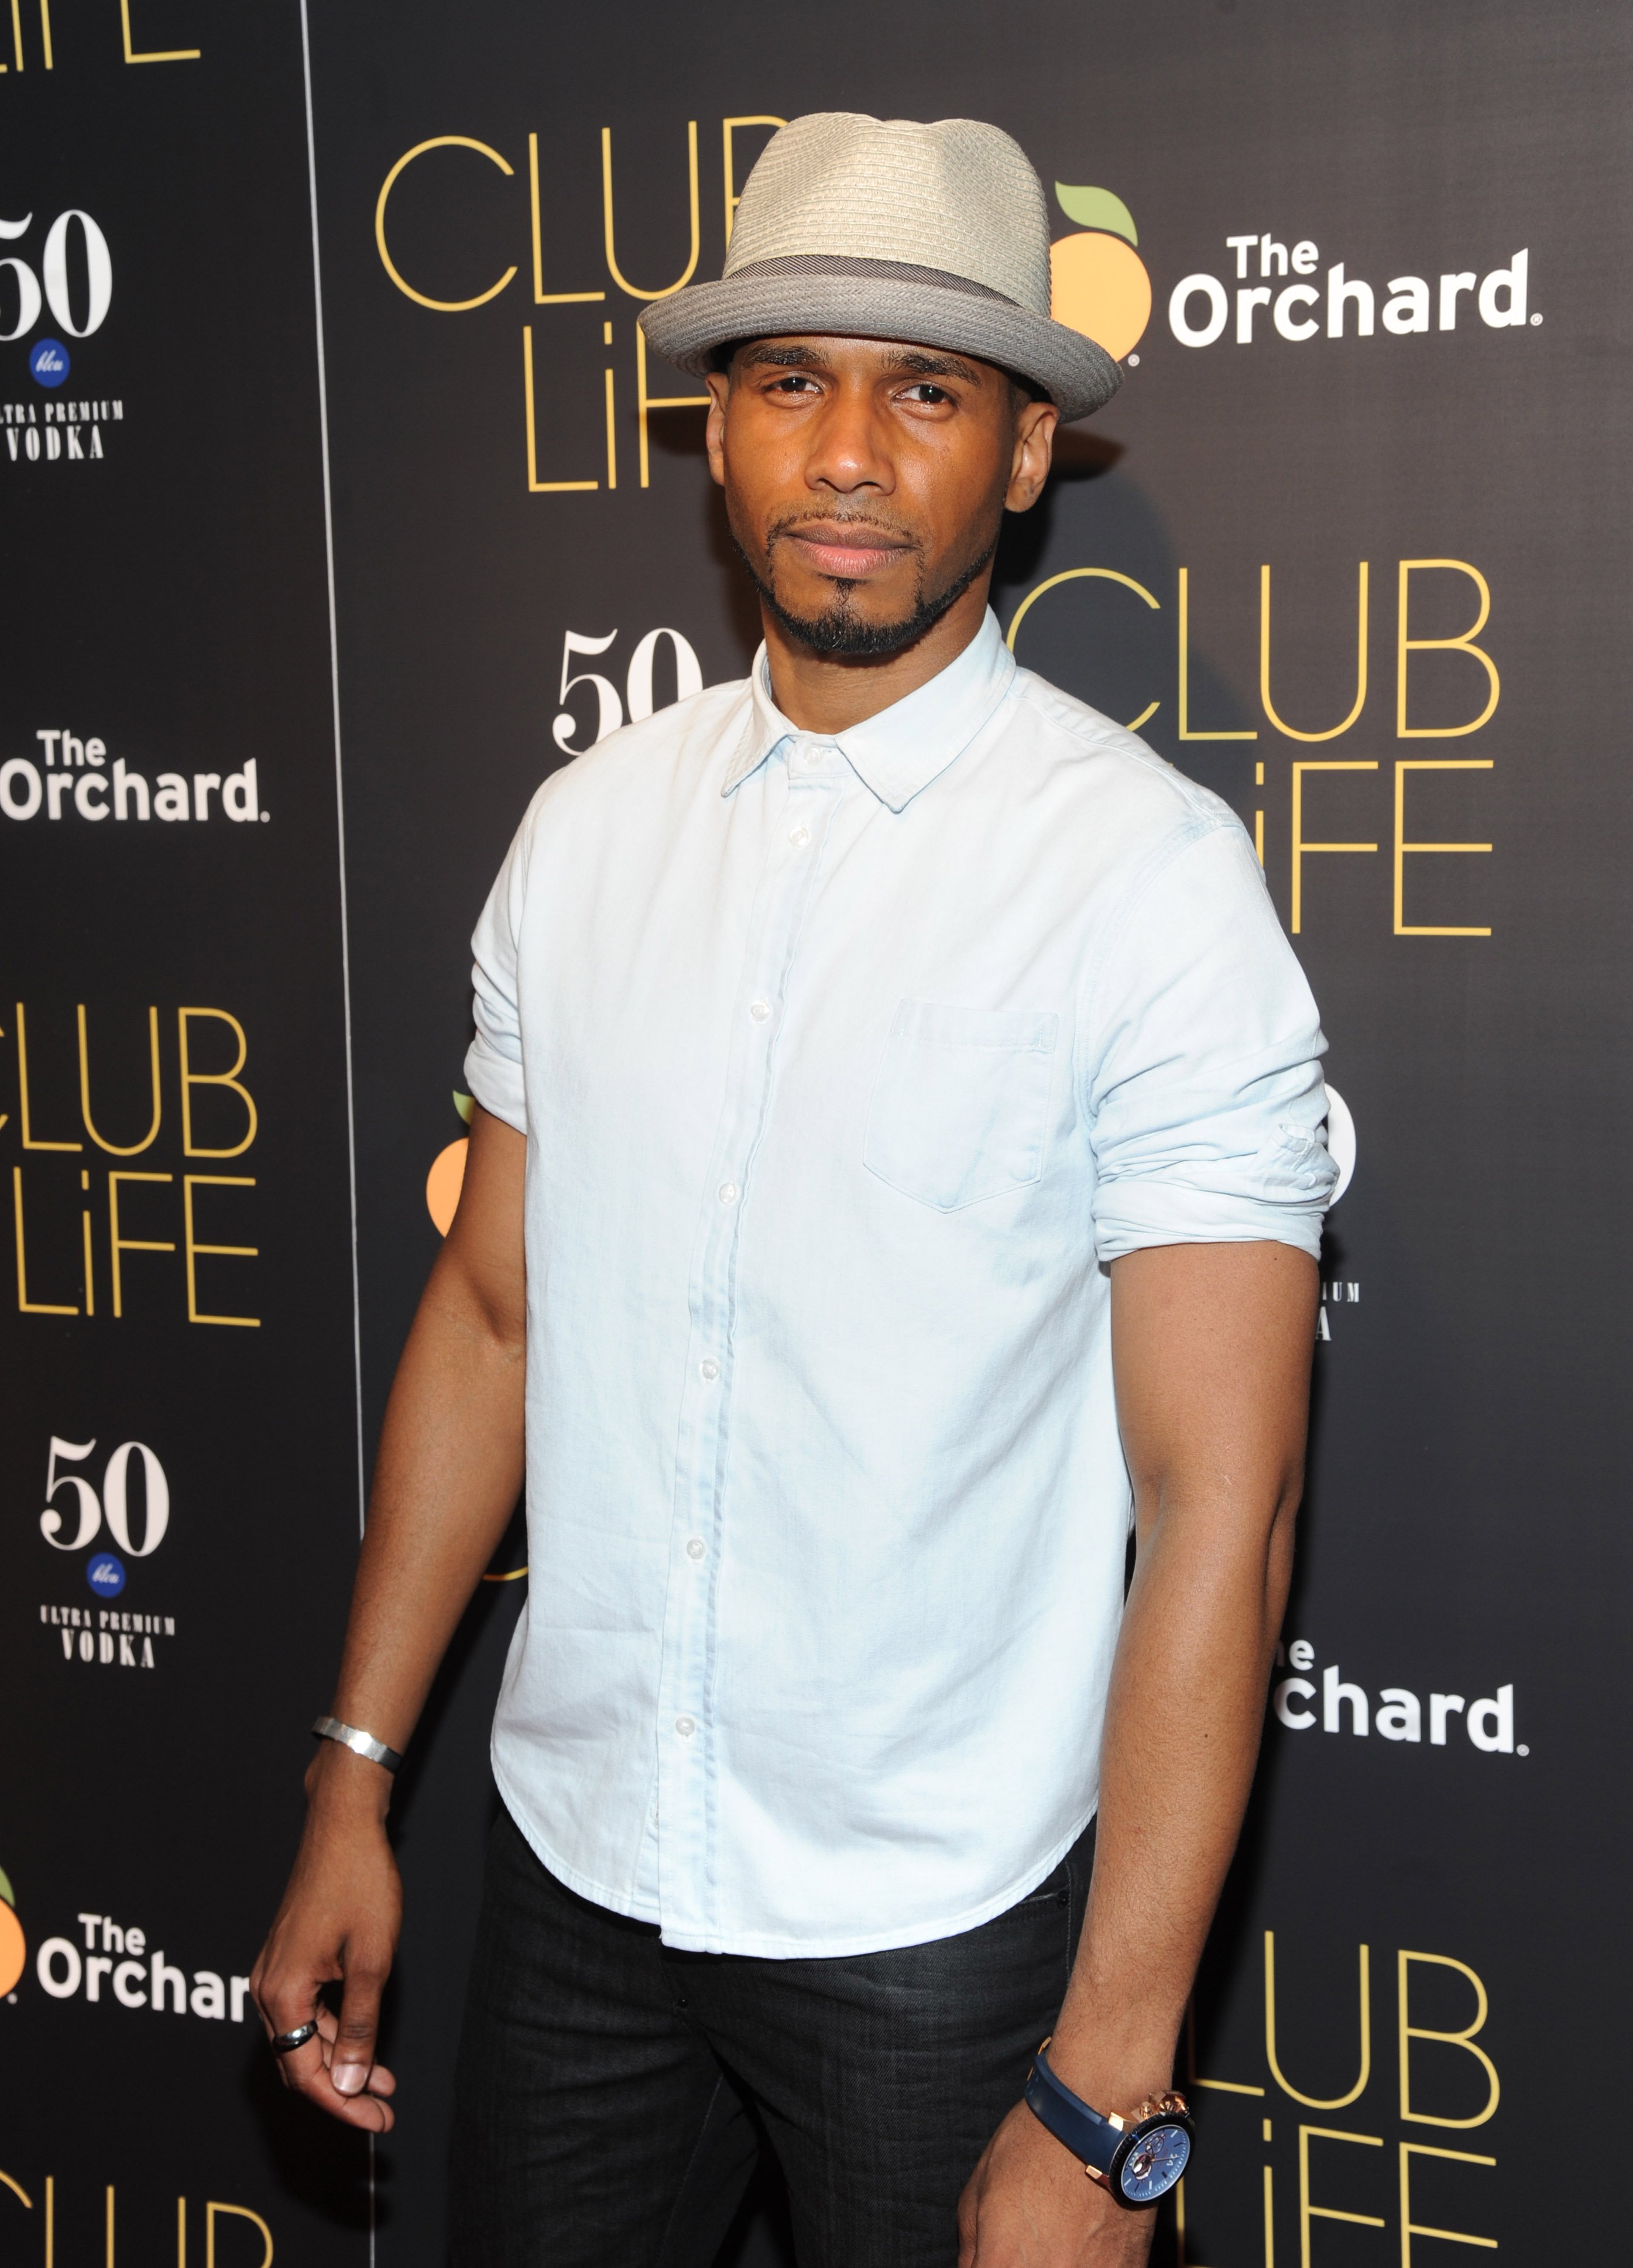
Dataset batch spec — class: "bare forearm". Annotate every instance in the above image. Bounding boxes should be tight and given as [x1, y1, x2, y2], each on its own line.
[1049, 1239, 1316, 2108]
[321, 1103, 529, 1771]
[1048, 1485, 1295, 2100]
[327, 1259, 526, 1756]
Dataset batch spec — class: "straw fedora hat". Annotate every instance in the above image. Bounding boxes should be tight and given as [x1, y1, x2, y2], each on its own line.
[639, 113, 1121, 424]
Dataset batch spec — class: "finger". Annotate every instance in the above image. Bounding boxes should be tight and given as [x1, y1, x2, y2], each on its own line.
[258, 1975, 320, 2053]
[956, 2177, 977, 2268]
[273, 2033, 329, 2095]
[318, 2078, 396, 2132]
[292, 2054, 396, 2130]
[330, 1947, 387, 2099]
[311, 2019, 399, 2098]
[248, 1959, 284, 2039]
[277, 2029, 397, 2130]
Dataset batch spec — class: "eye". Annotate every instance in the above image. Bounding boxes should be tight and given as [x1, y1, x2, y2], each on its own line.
[768, 372, 821, 394]
[901, 382, 952, 404]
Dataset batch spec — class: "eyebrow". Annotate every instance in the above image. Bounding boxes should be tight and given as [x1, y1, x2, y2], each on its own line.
[880, 348, 984, 385]
[736, 342, 984, 385]
[739, 344, 828, 370]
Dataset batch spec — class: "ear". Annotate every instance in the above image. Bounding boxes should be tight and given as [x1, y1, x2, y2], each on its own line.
[704, 369, 731, 488]
[1006, 397, 1058, 514]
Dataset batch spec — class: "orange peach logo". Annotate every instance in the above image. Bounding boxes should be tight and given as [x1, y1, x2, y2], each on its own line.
[1049, 184, 1151, 365]
[0, 1865, 25, 1999]
[426, 1092, 472, 1237]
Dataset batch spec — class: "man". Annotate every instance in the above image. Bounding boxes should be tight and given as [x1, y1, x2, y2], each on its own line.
[252, 113, 1335, 2267]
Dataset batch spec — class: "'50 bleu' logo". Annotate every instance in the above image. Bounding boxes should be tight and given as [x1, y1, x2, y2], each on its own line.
[29, 338, 68, 386]
[87, 1551, 126, 1597]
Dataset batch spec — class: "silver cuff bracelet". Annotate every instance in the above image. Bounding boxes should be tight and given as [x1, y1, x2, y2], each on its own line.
[311, 1715, 404, 1773]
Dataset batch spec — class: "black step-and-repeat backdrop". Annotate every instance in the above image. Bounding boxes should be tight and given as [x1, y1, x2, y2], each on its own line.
[4, 4, 1628, 2263]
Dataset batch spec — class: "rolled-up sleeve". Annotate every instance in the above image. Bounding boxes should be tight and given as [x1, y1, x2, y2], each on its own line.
[1086, 818, 1336, 1260]
[463, 795, 541, 1136]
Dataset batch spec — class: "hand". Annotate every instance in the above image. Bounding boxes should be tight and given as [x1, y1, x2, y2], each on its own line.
[958, 2102, 1156, 2268]
[249, 1744, 403, 2131]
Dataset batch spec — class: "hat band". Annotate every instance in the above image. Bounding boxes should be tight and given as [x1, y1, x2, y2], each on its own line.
[726, 252, 1023, 310]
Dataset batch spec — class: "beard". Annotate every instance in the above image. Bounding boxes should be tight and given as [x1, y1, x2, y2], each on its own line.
[733, 513, 1000, 660]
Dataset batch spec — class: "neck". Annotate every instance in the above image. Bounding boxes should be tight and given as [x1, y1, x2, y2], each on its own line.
[760, 574, 992, 735]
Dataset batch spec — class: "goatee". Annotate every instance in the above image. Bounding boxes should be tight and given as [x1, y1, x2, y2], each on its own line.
[735, 530, 999, 661]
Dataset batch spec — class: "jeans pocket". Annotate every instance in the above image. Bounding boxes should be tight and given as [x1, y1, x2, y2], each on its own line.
[863, 1000, 1058, 1212]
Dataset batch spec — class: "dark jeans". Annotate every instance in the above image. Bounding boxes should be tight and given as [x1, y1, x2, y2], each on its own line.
[449, 1804, 1095, 2268]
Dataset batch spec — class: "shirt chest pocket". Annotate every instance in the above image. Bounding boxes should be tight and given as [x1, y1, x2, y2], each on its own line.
[863, 1001, 1059, 1213]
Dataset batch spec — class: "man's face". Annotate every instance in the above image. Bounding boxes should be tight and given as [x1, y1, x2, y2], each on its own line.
[704, 337, 1057, 659]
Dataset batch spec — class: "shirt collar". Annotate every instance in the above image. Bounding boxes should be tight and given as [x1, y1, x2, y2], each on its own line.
[722, 608, 1016, 814]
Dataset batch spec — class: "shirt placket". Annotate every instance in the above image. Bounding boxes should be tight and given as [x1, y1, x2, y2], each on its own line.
[656, 736, 846, 1946]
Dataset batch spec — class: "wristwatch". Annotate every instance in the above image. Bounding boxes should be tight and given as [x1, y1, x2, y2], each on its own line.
[1024, 2039, 1193, 2207]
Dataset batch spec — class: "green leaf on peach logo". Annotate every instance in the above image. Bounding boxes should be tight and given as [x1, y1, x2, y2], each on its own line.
[1054, 184, 1137, 246]
[453, 1090, 474, 1124]
[0, 1865, 13, 1907]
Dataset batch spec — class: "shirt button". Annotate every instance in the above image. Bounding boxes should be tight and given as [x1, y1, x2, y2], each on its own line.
[699, 1358, 719, 1382]
[675, 1715, 696, 1738]
[686, 1537, 706, 1561]
[749, 997, 771, 1022]
[788, 825, 809, 848]
[802, 747, 823, 768]
[718, 1181, 737, 1205]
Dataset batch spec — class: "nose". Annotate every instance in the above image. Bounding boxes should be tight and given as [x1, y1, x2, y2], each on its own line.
[802, 376, 894, 498]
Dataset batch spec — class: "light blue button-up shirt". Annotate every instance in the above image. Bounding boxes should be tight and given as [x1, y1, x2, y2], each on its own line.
[465, 610, 1334, 1958]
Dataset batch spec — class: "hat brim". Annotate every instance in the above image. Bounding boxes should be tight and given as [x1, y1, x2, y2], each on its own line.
[640, 272, 1121, 424]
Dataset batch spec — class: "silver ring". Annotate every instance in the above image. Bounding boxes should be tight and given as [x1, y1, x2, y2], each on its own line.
[270, 2019, 320, 2054]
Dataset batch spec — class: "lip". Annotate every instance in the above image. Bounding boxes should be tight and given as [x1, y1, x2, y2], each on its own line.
[781, 526, 912, 579]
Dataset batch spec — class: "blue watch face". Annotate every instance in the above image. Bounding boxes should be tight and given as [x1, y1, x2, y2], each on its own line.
[1118, 2121, 1191, 2203]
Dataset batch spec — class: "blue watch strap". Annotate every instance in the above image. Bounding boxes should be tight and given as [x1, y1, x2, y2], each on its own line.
[1024, 2040, 1121, 2178]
